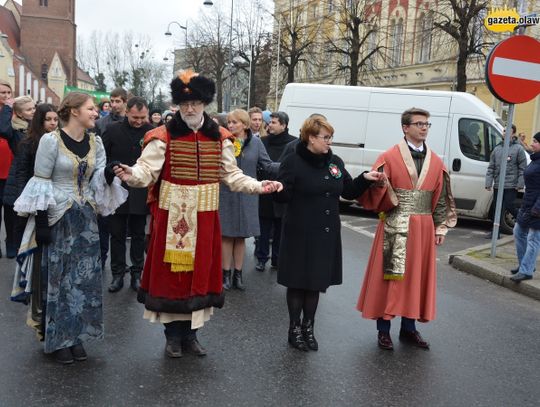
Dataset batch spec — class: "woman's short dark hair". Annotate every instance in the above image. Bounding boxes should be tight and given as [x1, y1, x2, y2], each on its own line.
[299, 117, 334, 143]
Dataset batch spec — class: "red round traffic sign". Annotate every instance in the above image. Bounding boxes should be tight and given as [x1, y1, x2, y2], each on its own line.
[485, 35, 540, 104]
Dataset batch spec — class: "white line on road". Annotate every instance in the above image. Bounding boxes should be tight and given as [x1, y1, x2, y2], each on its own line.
[341, 220, 375, 238]
[492, 57, 540, 82]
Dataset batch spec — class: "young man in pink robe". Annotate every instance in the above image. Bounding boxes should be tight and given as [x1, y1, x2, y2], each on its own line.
[357, 107, 456, 350]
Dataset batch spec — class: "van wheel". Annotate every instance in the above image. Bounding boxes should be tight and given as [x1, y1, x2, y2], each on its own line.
[499, 209, 515, 235]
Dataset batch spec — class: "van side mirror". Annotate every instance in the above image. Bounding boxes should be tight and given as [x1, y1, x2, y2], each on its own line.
[452, 158, 461, 172]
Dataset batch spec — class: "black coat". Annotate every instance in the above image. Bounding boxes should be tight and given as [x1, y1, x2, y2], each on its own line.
[102, 118, 153, 215]
[517, 151, 540, 230]
[2, 126, 26, 206]
[275, 141, 372, 291]
[258, 130, 296, 218]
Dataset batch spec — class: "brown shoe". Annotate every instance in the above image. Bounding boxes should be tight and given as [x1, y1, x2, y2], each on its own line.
[399, 330, 430, 349]
[165, 338, 182, 358]
[182, 339, 207, 356]
[377, 331, 393, 350]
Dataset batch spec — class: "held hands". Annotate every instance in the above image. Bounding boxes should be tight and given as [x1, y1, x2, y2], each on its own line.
[261, 180, 283, 194]
[435, 235, 445, 246]
[363, 171, 387, 186]
[113, 164, 133, 183]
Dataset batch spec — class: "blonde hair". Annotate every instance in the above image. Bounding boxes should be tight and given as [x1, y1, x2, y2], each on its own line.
[300, 117, 334, 143]
[227, 109, 250, 131]
[248, 107, 266, 137]
[13, 96, 34, 115]
[0, 79, 12, 90]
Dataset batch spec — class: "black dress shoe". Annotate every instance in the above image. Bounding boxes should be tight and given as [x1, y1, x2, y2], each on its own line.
[232, 269, 245, 291]
[510, 267, 519, 275]
[510, 272, 533, 283]
[130, 275, 141, 292]
[399, 330, 430, 349]
[377, 331, 394, 350]
[165, 338, 182, 358]
[288, 324, 308, 351]
[223, 269, 232, 290]
[301, 319, 318, 351]
[53, 348, 74, 364]
[70, 344, 87, 361]
[108, 276, 124, 293]
[182, 339, 207, 356]
[255, 261, 265, 272]
[270, 262, 278, 271]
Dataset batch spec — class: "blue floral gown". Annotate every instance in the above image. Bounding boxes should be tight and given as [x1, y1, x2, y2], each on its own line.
[14, 130, 127, 353]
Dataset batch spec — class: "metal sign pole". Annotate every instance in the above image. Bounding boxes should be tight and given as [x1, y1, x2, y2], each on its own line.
[490, 103, 515, 258]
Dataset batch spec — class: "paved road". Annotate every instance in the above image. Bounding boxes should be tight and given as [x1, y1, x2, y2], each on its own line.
[0, 209, 539, 407]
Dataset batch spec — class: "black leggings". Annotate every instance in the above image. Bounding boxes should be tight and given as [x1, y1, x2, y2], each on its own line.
[286, 288, 320, 325]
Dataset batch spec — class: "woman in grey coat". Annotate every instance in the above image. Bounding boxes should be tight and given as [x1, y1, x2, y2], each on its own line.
[219, 109, 279, 290]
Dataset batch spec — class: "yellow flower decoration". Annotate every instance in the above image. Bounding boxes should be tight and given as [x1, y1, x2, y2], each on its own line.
[378, 212, 386, 221]
[233, 138, 243, 157]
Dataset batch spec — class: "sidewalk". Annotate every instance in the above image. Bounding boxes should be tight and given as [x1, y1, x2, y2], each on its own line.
[449, 236, 540, 301]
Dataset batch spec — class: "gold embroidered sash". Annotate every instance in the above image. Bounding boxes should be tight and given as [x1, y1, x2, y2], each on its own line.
[159, 181, 220, 272]
[383, 189, 432, 280]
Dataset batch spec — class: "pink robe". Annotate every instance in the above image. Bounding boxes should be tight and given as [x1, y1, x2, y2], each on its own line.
[357, 140, 456, 322]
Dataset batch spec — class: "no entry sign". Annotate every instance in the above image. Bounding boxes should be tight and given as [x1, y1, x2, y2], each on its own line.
[485, 35, 540, 104]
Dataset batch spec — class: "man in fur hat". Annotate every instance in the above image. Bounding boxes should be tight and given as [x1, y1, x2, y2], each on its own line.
[114, 70, 282, 357]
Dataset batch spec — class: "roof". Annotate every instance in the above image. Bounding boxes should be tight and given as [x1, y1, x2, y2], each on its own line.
[0, 4, 20, 53]
[77, 67, 96, 85]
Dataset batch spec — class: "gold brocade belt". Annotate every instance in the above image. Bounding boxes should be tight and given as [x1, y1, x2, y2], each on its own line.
[158, 181, 220, 272]
[382, 188, 433, 280]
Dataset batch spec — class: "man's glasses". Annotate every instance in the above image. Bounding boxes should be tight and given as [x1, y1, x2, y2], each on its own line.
[179, 101, 203, 110]
[409, 121, 432, 129]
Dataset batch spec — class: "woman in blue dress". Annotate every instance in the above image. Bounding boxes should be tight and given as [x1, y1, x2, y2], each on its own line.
[13, 92, 127, 364]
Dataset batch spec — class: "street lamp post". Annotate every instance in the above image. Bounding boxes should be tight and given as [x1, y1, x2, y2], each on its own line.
[165, 21, 188, 72]
[204, 0, 234, 112]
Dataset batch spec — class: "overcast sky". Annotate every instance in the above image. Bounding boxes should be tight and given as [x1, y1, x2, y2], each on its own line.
[75, 0, 205, 67]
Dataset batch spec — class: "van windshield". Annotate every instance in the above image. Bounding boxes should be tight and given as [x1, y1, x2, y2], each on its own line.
[458, 119, 502, 162]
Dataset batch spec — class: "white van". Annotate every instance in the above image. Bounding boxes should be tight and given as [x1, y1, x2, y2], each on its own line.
[279, 83, 517, 232]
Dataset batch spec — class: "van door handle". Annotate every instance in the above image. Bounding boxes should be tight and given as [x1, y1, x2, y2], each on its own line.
[452, 158, 461, 172]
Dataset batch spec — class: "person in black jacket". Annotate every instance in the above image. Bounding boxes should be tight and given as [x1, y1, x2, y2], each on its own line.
[103, 96, 153, 293]
[511, 132, 540, 282]
[2, 96, 35, 258]
[274, 116, 384, 352]
[255, 111, 296, 271]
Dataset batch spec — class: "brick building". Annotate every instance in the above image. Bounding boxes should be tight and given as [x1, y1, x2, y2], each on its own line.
[0, 0, 93, 104]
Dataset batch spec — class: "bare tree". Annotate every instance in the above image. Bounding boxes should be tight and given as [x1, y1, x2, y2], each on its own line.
[433, 0, 493, 91]
[324, 0, 387, 86]
[196, 6, 232, 112]
[274, 0, 320, 84]
[233, 0, 273, 107]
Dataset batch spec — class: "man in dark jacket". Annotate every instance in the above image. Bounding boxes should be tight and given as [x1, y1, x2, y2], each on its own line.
[103, 96, 153, 293]
[485, 124, 527, 238]
[95, 87, 128, 270]
[256, 111, 296, 271]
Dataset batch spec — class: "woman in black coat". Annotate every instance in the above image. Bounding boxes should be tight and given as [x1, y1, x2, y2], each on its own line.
[275, 116, 384, 352]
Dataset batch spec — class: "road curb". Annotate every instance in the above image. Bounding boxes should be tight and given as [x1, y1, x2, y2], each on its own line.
[449, 241, 540, 302]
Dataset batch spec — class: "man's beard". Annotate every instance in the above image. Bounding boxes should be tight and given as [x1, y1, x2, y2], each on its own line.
[180, 111, 203, 131]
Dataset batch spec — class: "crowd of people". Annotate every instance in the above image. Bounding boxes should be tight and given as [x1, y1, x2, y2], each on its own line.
[1, 68, 539, 365]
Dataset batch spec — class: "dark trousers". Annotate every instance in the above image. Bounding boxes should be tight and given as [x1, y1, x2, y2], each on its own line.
[164, 321, 197, 341]
[493, 188, 518, 221]
[377, 317, 416, 333]
[2, 204, 16, 254]
[109, 213, 146, 277]
[255, 217, 281, 265]
[98, 215, 110, 267]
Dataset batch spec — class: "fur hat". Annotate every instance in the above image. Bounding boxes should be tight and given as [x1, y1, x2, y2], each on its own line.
[170, 69, 215, 105]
